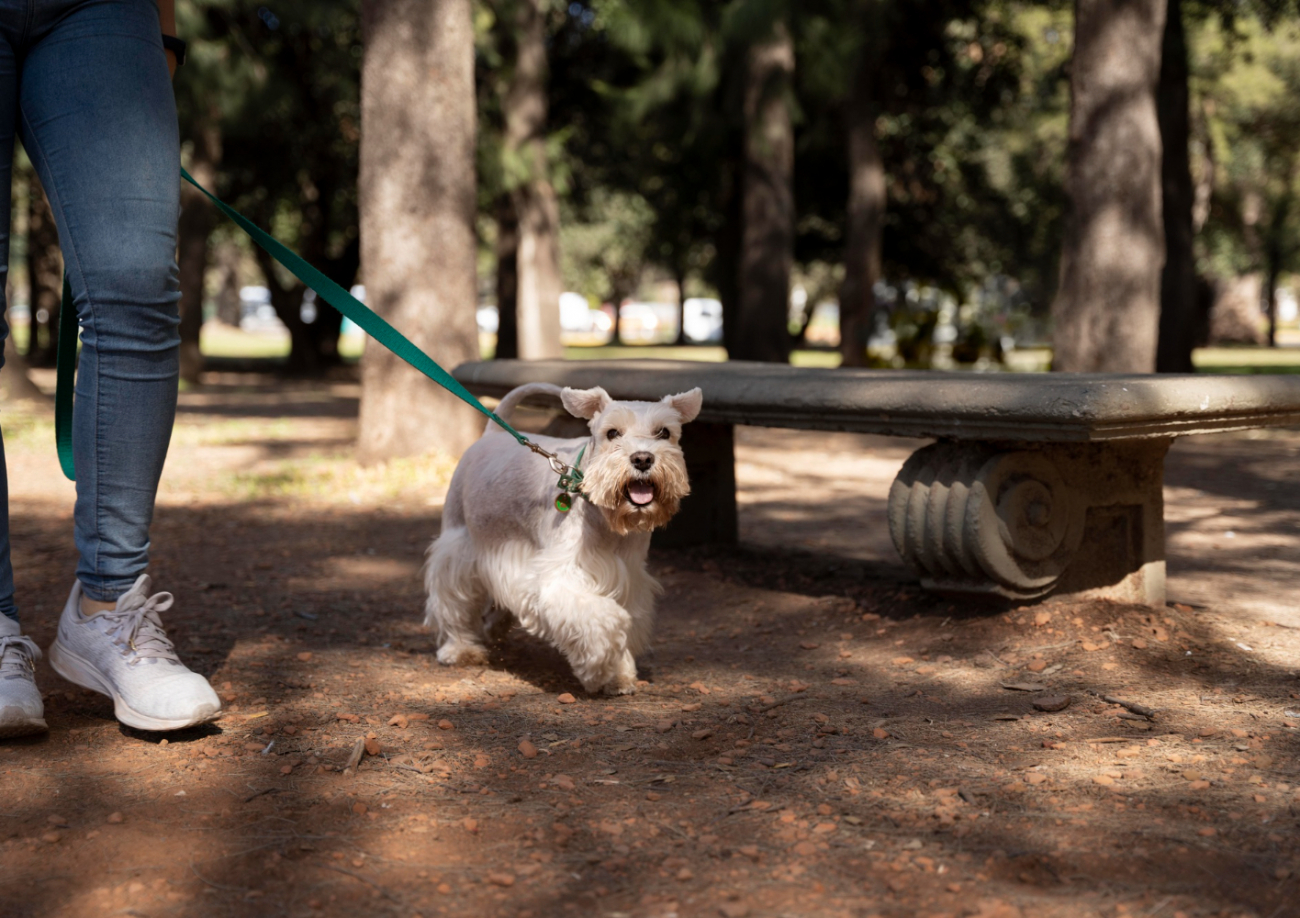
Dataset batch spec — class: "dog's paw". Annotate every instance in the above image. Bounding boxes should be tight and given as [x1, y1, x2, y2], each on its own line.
[436, 642, 490, 667]
[602, 676, 638, 696]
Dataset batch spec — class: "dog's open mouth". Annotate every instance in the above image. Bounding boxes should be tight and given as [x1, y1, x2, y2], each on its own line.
[626, 481, 656, 507]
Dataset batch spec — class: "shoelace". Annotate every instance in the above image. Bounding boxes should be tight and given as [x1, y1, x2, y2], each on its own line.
[99, 589, 179, 662]
[0, 634, 41, 675]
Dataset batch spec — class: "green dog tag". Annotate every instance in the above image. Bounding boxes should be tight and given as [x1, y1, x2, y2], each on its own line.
[555, 493, 573, 512]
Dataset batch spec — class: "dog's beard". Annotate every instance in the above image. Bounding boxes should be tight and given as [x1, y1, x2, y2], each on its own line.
[582, 450, 691, 535]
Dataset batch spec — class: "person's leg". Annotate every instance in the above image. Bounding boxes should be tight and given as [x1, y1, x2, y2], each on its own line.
[18, 0, 180, 598]
[23, 0, 218, 730]
[0, 6, 48, 737]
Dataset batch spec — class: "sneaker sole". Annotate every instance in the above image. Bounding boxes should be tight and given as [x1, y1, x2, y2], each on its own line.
[48, 640, 219, 732]
[0, 715, 48, 738]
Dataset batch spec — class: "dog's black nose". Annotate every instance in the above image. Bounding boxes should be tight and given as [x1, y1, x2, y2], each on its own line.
[630, 451, 655, 472]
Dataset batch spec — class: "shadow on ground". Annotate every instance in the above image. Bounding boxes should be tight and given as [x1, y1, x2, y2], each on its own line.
[3, 494, 1300, 918]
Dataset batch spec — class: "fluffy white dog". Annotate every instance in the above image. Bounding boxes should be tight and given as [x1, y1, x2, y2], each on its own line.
[424, 382, 703, 694]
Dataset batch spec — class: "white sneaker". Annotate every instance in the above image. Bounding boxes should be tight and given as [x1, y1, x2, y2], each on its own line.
[0, 615, 46, 738]
[48, 575, 220, 731]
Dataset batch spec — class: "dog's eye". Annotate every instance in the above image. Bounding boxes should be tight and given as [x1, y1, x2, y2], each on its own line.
[606, 428, 621, 441]
[656, 428, 670, 440]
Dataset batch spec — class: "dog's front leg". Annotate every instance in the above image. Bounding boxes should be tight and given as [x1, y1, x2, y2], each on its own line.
[536, 578, 640, 695]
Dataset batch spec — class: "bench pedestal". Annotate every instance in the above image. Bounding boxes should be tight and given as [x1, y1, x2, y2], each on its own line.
[887, 439, 1170, 606]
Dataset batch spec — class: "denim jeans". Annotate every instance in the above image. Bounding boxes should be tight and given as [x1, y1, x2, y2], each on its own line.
[0, 0, 180, 621]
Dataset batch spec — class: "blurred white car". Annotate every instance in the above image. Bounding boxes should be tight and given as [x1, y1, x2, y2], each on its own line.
[682, 298, 723, 343]
[476, 305, 500, 335]
[560, 291, 613, 342]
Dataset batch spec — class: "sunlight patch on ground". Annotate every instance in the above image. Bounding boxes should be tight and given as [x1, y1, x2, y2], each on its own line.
[222, 449, 457, 507]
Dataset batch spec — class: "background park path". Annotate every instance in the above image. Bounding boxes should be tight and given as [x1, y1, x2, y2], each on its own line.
[2, 372, 1299, 918]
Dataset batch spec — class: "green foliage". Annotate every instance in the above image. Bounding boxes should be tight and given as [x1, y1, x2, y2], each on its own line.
[178, 1, 362, 292]
[1194, 11, 1300, 280]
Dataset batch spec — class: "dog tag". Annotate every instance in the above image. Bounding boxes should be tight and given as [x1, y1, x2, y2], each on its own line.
[555, 493, 574, 513]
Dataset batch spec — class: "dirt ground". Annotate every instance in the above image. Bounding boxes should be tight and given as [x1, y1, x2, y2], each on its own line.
[3, 371, 1300, 918]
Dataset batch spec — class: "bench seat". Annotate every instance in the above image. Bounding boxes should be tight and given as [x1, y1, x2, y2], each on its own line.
[454, 359, 1300, 607]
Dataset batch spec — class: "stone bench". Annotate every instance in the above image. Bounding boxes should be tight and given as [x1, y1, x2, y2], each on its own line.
[453, 358, 1300, 608]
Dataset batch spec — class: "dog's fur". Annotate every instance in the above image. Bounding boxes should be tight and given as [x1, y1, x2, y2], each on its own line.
[424, 382, 703, 694]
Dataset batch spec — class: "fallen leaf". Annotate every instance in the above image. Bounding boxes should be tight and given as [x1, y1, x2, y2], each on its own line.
[1033, 695, 1071, 713]
[1001, 682, 1047, 692]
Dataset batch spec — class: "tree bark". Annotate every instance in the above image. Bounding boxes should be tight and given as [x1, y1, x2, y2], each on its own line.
[494, 194, 519, 359]
[839, 46, 886, 369]
[733, 23, 795, 363]
[1051, 0, 1167, 372]
[1155, 0, 1196, 373]
[501, 0, 563, 360]
[177, 120, 222, 386]
[358, 0, 481, 463]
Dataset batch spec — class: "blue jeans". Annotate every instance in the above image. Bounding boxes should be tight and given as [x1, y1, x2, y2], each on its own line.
[0, 0, 180, 621]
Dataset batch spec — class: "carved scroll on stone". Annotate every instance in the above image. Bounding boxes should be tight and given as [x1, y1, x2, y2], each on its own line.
[888, 443, 1087, 599]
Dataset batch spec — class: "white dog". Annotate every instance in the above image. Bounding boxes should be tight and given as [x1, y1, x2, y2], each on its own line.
[424, 382, 703, 694]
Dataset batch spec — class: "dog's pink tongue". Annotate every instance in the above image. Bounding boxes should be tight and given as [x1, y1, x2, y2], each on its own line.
[628, 482, 655, 506]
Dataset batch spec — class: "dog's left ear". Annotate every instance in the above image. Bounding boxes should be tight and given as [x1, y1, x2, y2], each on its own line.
[663, 388, 703, 424]
[562, 386, 612, 420]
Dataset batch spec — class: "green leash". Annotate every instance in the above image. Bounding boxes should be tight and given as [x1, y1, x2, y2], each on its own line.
[54, 276, 77, 480]
[53, 169, 585, 506]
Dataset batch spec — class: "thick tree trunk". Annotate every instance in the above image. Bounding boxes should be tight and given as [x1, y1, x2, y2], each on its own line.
[1155, 0, 1196, 373]
[839, 51, 886, 369]
[177, 122, 221, 386]
[501, 0, 562, 360]
[26, 171, 61, 367]
[733, 24, 795, 363]
[357, 0, 481, 463]
[1051, 0, 1167, 372]
[494, 195, 519, 359]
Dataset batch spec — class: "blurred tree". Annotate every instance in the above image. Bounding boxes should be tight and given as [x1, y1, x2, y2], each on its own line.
[1157, 0, 1198, 372]
[23, 166, 60, 367]
[836, 4, 885, 368]
[185, 0, 362, 375]
[1195, 10, 1300, 348]
[735, 17, 795, 362]
[1052, 0, 1167, 372]
[482, 0, 563, 360]
[357, 0, 482, 461]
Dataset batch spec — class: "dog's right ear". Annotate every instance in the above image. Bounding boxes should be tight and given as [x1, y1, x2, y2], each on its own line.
[561, 386, 612, 420]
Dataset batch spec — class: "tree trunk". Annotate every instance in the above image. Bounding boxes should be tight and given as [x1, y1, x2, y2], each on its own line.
[494, 195, 519, 359]
[26, 170, 61, 367]
[1155, 0, 1196, 373]
[500, 0, 562, 360]
[733, 23, 795, 363]
[1263, 183, 1293, 348]
[213, 242, 242, 326]
[357, 0, 481, 463]
[839, 47, 886, 369]
[673, 269, 688, 346]
[177, 121, 221, 386]
[1051, 0, 1167, 372]
[1, 336, 44, 401]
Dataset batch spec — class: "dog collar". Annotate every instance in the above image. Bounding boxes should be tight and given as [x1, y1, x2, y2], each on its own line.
[554, 444, 588, 512]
